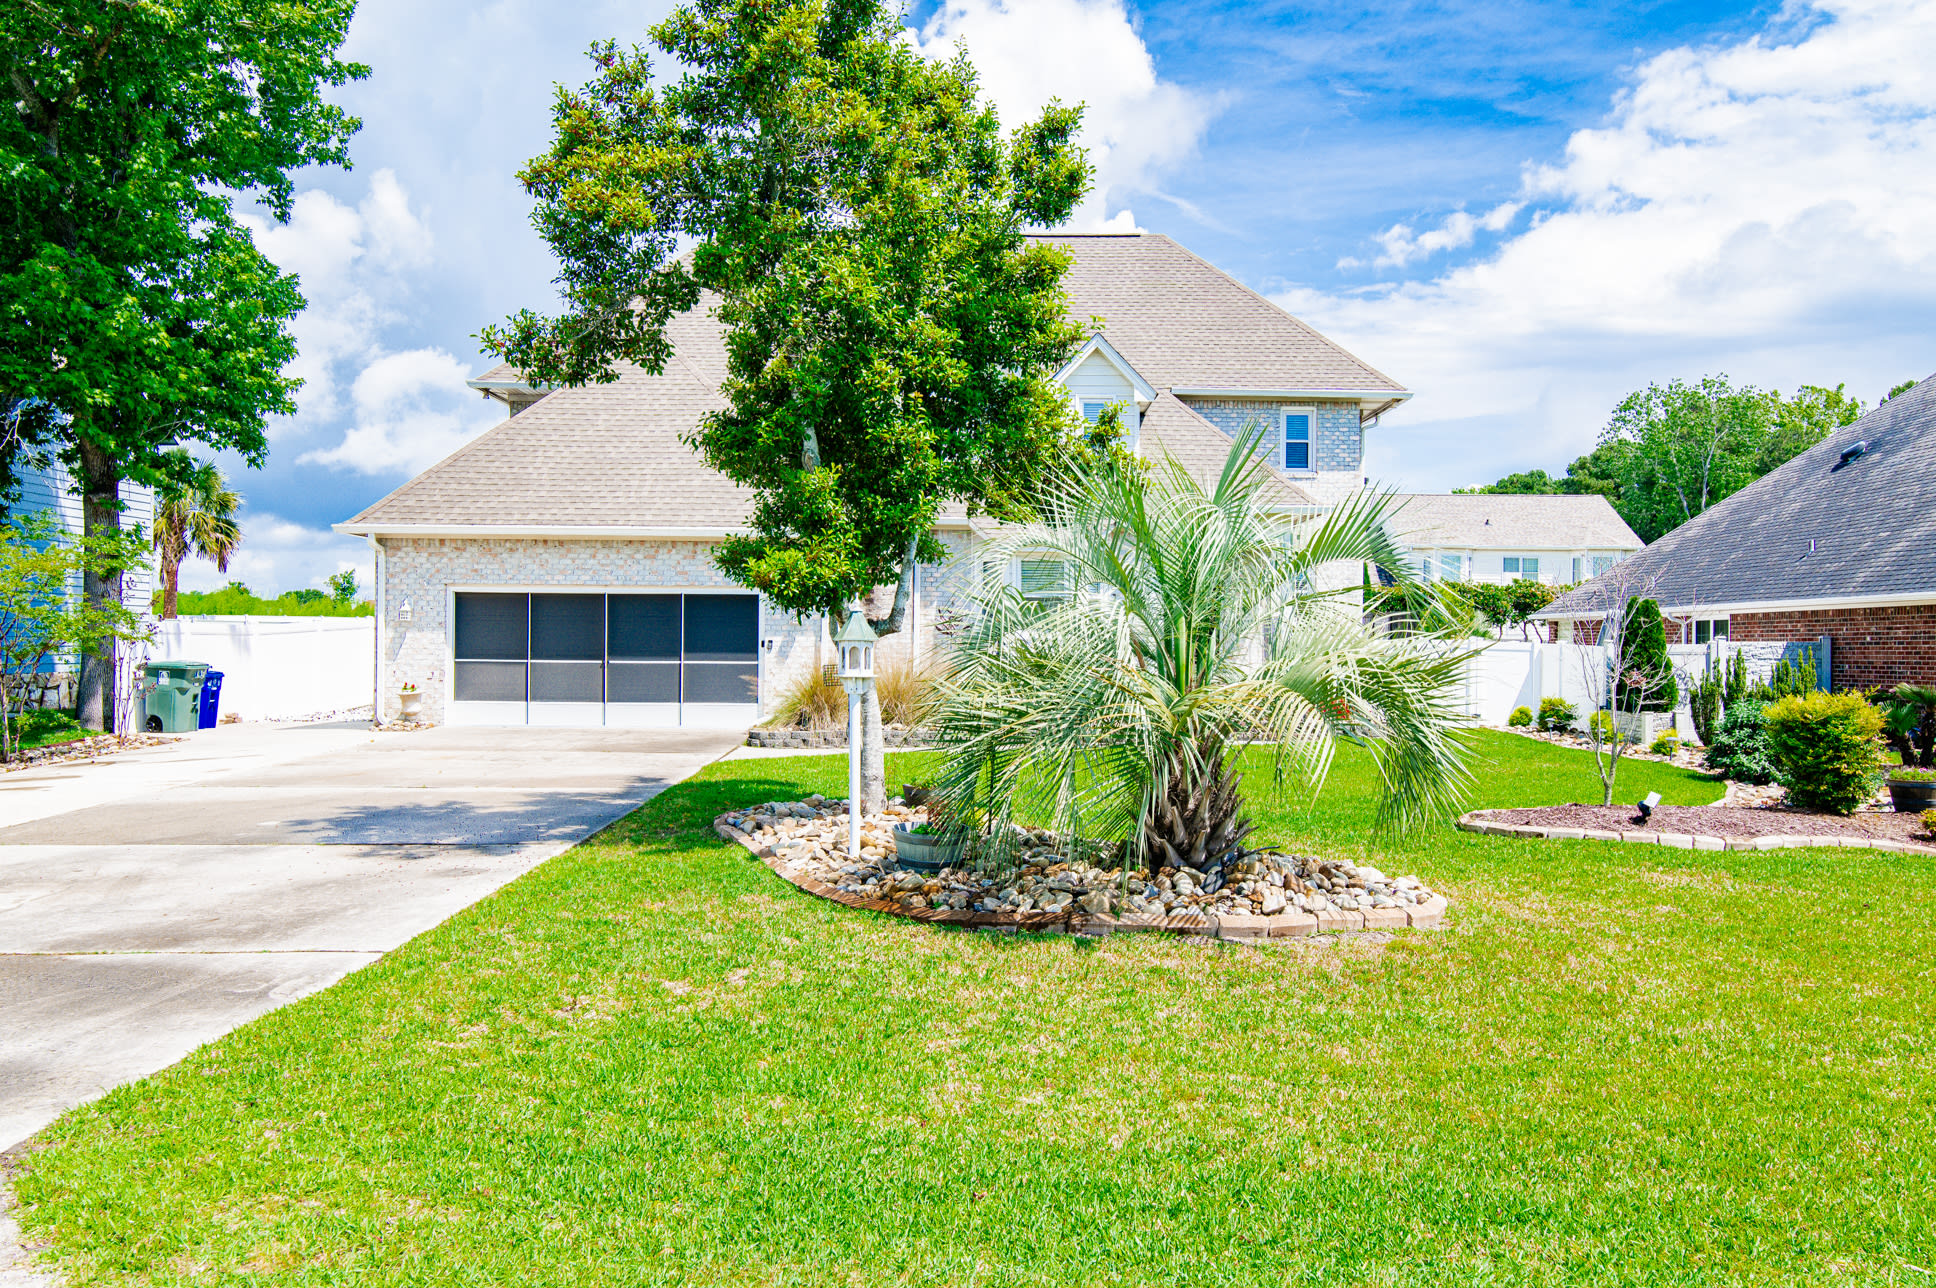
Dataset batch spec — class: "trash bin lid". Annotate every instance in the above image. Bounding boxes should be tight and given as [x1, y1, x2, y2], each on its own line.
[144, 660, 211, 677]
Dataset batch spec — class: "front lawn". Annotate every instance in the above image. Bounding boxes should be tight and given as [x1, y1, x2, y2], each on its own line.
[13, 732, 1935, 1285]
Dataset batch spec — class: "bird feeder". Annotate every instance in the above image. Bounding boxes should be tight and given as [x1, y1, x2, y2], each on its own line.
[834, 607, 877, 856]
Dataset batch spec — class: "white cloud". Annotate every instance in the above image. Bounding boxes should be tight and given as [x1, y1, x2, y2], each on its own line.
[298, 348, 497, 476]
[1280, 0, 1936, 487]
[177, 514, 374, 596]
[908, 0, 1218, 232]
[1355, 201, 1523, 269]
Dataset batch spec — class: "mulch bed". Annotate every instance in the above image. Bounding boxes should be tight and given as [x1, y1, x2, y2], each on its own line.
[1483, 803, 1935, 844]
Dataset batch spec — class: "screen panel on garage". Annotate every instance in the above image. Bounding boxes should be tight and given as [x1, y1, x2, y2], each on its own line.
[683, 594, 757, 704]
[530, 593, 604, 703]
[454, 593, 527, 701]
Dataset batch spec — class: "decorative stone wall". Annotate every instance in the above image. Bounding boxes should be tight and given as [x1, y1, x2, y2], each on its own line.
[1731, 604, 1936, 691]
[375, 532, 976, 725]
[1177, 397, 1364, 505]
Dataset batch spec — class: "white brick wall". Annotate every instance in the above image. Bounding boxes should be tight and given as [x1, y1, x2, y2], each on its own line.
[376, 534, 974, 724]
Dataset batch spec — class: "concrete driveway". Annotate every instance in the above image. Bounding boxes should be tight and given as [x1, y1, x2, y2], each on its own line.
[0, 721, 740, 1153]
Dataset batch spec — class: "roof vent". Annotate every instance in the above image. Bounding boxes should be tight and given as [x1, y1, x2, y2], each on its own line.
[1836, 439, 1869, 467]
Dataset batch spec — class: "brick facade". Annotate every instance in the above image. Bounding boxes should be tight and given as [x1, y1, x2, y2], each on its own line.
[1176, 397, 1363, 505]
[375, 534, 971, 724]
[1728, 602, 1936, 692]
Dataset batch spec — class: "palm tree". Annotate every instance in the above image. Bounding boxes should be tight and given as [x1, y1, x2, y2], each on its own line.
[928, 422, 1477, 874]
[153, 455, 241, 619]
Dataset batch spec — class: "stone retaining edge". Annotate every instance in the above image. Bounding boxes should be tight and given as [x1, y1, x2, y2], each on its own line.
[714, 815, 1447, 939]
[1456, 811, 1936, 855]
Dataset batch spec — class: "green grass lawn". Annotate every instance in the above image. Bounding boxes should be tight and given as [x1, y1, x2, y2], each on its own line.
[13, 732, 1935, 1286]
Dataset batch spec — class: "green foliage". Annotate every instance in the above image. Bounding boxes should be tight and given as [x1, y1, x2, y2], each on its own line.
[1885, 379, 1919, 401]
[1587, 710, 1618, 745]
[0, 514, 149, 758]
[1689, 662, 1722, 745]
[482, 1, 1094, 622]
[1921, 808, 1936, 836]
[160, 586, 372, 617]
[327, 570, 359, 605]
[13, 706, 85, 751]
[153, 454, 241, 620]
[1877, 683, 1936, 769]
[1616, 598, 1677, 712]
[1763, 691, 1884, 815]
[1536, 697, 1576, 733]
[1887, 767, 1936, 783]
[1724, 650, 1750, 705]
[1508, 705, 1533, 728]
[1648, 731, 1681, 757]
[1704, 700, 1777, 785]
[1454, 578, 1555, 639]
[929, 424, 1475, 871]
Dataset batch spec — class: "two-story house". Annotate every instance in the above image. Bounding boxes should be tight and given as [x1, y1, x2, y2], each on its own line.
[336, 233, 1416, 728]
[1392, 493, 1642, 589]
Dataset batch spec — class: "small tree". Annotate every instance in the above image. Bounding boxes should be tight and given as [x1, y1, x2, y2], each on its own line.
[328, 570, 360, 605]
[153, 455, 241, 620]
[1616, 598, 1677, 711]
[1572, 568, 1672, 805]
[0, 515, 148, 760]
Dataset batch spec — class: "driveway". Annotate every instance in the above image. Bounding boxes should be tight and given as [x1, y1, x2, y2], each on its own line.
[0, 721, 741, 1153]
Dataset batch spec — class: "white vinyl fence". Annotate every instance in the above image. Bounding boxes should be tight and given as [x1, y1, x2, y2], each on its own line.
[149, 616, 374, 721]
[1450, 634, 1829, 737]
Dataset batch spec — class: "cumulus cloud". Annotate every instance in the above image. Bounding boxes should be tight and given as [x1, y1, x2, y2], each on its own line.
[176, 514, 374, 596]
[1282, 0, 1936, 486]
[299, 349, 497, 476]
[1347, 201, 1523, 269]
[908, 0, 1218, 231]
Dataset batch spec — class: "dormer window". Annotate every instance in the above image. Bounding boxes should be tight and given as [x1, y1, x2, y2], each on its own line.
[1284, 410, 1314, 471]
[1082, 400, 1111, 424]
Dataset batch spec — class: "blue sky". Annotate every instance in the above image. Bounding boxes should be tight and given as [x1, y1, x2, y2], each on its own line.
[209, 0, 1936, 596]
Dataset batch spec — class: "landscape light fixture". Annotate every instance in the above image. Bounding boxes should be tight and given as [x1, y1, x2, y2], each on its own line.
[1637, 790, 1662, 823]
[834, 606, 877, 858]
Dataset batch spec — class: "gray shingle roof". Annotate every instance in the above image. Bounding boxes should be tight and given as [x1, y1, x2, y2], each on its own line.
[343, 235, 1402, 532]
[1139, 392, 1319, 507]
[1391, 493, 1643, 551]
[1542, 372, 1936, 616]
[1038, 234, 1407, 395]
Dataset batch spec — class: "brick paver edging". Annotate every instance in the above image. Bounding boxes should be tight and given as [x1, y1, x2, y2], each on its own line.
[713, 814, 1448, 939]
[1457, 810, 1936, 855]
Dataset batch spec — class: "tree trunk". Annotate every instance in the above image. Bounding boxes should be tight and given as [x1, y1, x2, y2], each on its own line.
[75, 438, 122, 732]
[160, 549, 180, 620]
[1140, 746, 1254, 876]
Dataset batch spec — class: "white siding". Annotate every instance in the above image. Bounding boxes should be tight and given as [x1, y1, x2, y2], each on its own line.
[1064, 351, 1142, 445]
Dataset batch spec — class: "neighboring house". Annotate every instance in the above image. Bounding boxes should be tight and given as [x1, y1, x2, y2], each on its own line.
[1538, 373, 1936, 690]
[5, 455, 157, 703]
[336, 232, 1412, 727]
[1393, 493, 1643, 588]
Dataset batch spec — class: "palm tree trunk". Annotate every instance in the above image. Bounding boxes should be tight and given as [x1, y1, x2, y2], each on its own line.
[160, 548, 181, 620]
[1140, 746, 1254, 875]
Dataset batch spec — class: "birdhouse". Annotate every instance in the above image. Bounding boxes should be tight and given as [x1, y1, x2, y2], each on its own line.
[834, 607, 876, 681]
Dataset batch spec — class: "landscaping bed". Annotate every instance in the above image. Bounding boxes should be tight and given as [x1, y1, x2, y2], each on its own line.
[1471, 802, 1936, 847]
[1, 730, 175, 773]
[716, 796, 1445, 934]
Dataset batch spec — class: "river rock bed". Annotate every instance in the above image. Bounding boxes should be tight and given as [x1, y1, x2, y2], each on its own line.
[717, 796, 1439, 921]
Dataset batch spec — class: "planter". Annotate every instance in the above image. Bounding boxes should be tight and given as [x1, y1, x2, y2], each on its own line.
[398, 690, 422, 722]
[1886, 777, 1936, 814]
[892, 825, 964, 873]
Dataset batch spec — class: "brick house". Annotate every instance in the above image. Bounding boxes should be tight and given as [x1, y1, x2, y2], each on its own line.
[1538, 373, 1936, 690]
[336, 233, 1425, 728]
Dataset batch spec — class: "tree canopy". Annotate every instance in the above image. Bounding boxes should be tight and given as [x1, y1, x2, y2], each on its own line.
[482, 0, 1093, 624]
[1461, 378, 1864, 542]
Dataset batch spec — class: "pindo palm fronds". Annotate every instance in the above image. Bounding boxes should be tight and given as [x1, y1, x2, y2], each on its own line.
[926, 420, 1478, 872]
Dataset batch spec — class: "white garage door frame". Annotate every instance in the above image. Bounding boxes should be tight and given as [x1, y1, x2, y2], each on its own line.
[444, 583, 764, 729]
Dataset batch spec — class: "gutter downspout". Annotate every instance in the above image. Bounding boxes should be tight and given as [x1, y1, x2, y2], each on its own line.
[366, 534, 382, 725]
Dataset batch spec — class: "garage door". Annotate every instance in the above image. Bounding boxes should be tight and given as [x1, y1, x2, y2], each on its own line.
[448, 591, 759, 728]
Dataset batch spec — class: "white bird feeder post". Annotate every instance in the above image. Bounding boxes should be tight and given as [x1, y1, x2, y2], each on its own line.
[834, 606, 877, 858]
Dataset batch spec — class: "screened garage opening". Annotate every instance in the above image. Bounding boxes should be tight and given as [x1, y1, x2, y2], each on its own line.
[449, 590, 760, 727]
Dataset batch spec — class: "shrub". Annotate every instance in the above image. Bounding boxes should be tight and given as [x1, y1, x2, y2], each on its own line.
[1888, 766, 1936, 782]
[1649, 731, 1681, 757]
[1616, 598, 1678, 712]
[1536, 697, 1575, 732]
[1689, 663, 1722, 744]
[1586, 710, 1618, 745]
[1508, 705, 1533, 727]
[1763, 691, 1884, 815]
[1704, 700, 1777, 784]
[1922, 808, 1936, 838]
[766, 658, 939, 730]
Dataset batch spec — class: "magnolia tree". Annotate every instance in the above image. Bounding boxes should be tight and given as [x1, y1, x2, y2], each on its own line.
[483, 0, 1096, 811]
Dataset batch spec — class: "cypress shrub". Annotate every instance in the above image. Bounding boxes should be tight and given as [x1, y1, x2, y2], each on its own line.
[1704, 700, 1777, 785]
[1762, 691, 1884, 815]
[1617, 598, 1678, 712]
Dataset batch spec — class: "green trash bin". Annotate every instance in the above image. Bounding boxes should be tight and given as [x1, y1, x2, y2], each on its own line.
[141, 661, 211, 732]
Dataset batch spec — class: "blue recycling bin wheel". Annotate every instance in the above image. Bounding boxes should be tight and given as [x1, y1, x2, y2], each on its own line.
[198, 670, 225, 729]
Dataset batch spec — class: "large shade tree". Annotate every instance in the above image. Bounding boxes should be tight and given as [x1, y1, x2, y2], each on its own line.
[928, 424, 1476, 872]
[1, 0, 366, 726]
[482, 0, 1092, 809]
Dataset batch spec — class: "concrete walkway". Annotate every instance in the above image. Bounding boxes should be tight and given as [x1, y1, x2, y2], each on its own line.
[0, 721, 740, 1155]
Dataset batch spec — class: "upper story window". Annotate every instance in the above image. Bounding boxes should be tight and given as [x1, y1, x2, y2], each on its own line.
[1284, 410, 1313, 471]
[1503, 556, 1540, 580]
[1081, 400, 1112, 424]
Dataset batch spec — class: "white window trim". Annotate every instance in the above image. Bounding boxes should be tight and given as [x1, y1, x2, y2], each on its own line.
[1283, 405, 1317, 475]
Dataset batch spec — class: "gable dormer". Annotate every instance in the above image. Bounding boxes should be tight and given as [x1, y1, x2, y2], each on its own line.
[1054, 333, 1157, 451]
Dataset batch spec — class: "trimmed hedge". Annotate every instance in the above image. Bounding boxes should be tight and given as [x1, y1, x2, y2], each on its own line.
[1508, 706, 1533, 727]
[1763, 691, 1884, 815]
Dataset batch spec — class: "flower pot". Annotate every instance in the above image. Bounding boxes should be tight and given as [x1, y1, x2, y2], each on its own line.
[892, 825, 963, 873]
[1886, 777, 1936, 813]
[398, 690, 422, 722]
